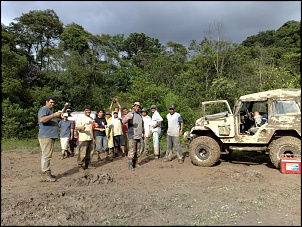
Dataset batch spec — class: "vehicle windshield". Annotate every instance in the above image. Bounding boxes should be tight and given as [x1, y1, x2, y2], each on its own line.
[273, 100, 300, 116]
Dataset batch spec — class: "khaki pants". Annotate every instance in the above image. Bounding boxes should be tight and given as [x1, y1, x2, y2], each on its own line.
[77, 140, 94, 167]
[39, 138, 56, 173]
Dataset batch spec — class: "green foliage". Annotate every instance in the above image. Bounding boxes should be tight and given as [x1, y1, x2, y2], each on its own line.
[2, 99, 40, 139]
[1, 10, 300, 139]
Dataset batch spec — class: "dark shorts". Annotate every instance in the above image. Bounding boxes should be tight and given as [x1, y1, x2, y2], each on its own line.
[113, 135, 125, 147]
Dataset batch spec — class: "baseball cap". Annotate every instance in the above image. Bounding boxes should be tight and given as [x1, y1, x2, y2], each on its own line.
[113, 111, 118, 114]
[169, 105, 175, 109]
[150, 105, 156, 109]
[84, 105, 91, 110]
[63, 113, 68, 117]
[66, 109, 71, 112]
[133, 101, 141, 107]
[141, 108, 147, 112]
[105, 111, 111, 115]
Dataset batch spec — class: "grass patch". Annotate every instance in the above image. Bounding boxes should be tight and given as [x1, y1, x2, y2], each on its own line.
[1, 138, 61, 154]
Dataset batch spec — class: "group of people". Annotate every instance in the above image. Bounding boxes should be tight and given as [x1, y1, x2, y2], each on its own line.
[38, 96, 185, 182]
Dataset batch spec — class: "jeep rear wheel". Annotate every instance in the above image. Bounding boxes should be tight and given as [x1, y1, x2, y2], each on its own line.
[189, 136, 221, 167]
[268, 136, 301, 169]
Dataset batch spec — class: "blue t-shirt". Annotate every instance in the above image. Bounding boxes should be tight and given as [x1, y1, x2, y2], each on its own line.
[59, 120, 72, 138]
[38, 106, 59, 139]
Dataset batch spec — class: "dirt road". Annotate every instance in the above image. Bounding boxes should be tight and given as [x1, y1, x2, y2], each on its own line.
[1, 151, 301, 226]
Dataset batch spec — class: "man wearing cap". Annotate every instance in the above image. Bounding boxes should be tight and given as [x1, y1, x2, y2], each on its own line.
[58, 113, 74, 159]
[150, 105, 163, 159]
[164, 105, 184, 164]
[140, 108, 152, 155]
[122, 102, 144, 170]
[66, 109, 76, 157]
[75, 105, 96, 171]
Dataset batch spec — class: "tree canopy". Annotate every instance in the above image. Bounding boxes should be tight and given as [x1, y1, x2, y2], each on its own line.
[1, 9, 300, 139]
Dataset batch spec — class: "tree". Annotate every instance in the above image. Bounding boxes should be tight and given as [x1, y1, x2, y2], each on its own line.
[8, 9, 63, 69]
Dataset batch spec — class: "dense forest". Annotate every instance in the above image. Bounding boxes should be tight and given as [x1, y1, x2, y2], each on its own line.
[1, 9, 301, 139]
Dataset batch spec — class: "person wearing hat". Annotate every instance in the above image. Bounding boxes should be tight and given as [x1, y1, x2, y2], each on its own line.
[58, 113, 74, 160]
[109, 97, 122, 118]
[140, 108, 152, 156]
[66, 109, 76, 157]
[163, 105, 184, 164]
[122, 101, 145, 170]
[75, 105, 96, 172]
[150, 104, 163, 159]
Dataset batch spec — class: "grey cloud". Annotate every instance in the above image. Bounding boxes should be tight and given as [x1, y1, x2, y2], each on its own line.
[1, 1, 300, 47]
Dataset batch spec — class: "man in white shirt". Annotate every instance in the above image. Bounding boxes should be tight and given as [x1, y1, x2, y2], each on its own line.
[150, 105, 163, 159]
[163, 105, 184, 164]
[108, 111, 126, 157]
[140, 109, 152, 155]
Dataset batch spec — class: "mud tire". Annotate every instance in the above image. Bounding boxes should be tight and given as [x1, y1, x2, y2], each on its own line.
[268, 136, 301, 169]
[189, 136, 221, 167]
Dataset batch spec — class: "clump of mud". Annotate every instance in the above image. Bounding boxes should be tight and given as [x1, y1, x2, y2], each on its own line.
[67, 172, 114, 186]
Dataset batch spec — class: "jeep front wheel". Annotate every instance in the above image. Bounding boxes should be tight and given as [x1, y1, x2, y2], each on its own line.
[189, 136, 221, 167]
[268, 136, 301, 169]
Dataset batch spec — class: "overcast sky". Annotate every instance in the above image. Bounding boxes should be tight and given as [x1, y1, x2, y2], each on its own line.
[1, 1, 301, 47]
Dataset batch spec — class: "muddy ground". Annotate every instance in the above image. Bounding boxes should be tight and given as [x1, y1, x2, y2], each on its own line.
[1, 149, 301, 226]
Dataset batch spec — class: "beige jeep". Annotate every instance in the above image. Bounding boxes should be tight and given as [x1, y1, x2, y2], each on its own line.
[186, 88, 301, 169]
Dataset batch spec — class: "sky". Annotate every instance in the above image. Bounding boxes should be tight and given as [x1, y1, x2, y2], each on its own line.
[1, 1, 301, 47]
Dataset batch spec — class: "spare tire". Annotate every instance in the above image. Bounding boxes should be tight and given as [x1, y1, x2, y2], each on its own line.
[189, 136, 221, 167]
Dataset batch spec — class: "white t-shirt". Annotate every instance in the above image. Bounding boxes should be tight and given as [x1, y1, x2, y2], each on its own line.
[142, 115, 152, 137]
[108, 117, 123, 136]
[151, 110, 163, 133]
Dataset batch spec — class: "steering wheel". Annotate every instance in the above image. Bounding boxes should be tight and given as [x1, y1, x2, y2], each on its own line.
[241, 109, 253, 123]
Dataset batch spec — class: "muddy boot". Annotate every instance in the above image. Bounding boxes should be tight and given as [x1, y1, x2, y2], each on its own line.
[163, 150, 172, 162]
[41, 171, 56, 182]
[60, 153, 66, 160]
[128, 159, 134, 170]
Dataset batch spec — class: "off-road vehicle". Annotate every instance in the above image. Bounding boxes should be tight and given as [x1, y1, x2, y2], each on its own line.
[185, 88, 301, 169]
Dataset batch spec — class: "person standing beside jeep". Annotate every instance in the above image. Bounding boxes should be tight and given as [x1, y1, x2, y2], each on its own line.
[76, 105, 96, 172]
[163, 105, 184, 164]
[122, 102, 144, 170]
[150, 105, 163, 159]
[38, 96, 62, 182]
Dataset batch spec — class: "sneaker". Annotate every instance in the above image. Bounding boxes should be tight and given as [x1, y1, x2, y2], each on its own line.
[69, 152, 74, 157]
[60, 154, 66, 160]
[163, 158, 172, 162]
[178, 158, 184, 164]
[97, 156, 102, 161]
[113, 153, 118, 158]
